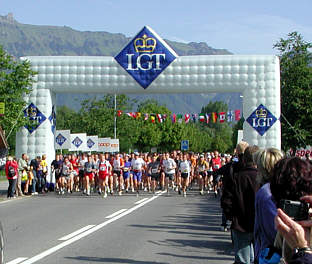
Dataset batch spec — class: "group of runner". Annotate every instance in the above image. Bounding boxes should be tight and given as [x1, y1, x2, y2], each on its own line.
[50, 150, 233, 198]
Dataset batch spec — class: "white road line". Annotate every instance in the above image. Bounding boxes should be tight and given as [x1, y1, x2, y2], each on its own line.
[20, 191, 165, 264]
[58, 225, 95, 241]
[6, 257, 28, 264]
[134, 198, 148, 204]
[105, 209, 127, 219]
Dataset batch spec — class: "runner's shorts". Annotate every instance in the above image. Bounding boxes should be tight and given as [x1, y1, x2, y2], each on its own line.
[165, 173, 175, 181]
[133, 171, 142, 182]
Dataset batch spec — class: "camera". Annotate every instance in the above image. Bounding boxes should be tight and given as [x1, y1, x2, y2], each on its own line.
[278, 199, 310, 221]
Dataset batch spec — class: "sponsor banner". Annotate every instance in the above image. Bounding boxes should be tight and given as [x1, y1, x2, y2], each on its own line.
[110, 139, 120, 153]
[98, 137, 111, 153]
[69, 133, 87, 152]
[295, 146, 312, 158]
[86, 136, 98, 152]
[23, 103, 47, 134]
[55, 130, 71, 150]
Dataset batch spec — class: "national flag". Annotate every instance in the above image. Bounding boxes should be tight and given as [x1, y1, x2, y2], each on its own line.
[235, 110, 241, 121]
[162, 114, 167, 122]
[185, 114, 190, 123]
[126, 112, 134, 118]
[199, 114, 205, 122]
[136, 112, 141, 119]
[219, 112, 226, 123]
[177, 114, 183, 124]
[144, 113, 149, 120]
[117, 110, 123, 117]
[212, 112, 218, 123]
[151, 114, 156, 123]
[192, 114, 197, 122]
[171, 114, 176, 123]
[227, 111, 233, 122]
[205, 113, 210, 124]
[157, 114, 163, 123]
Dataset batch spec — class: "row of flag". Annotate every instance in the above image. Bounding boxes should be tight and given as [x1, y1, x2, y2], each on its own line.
[117, 110, 241, 124]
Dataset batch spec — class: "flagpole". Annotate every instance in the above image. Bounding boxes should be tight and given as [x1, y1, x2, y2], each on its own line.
[114, 94, 117, 139]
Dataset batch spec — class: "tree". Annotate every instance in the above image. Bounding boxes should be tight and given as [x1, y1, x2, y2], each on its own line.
[0, 45, 36, 151]
[274, 32, 312, 150]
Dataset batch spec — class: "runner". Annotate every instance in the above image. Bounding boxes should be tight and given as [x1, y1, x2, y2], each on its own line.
[212, 150, 222, 196]
[131, 152, 145, 196]
[162, 152, 177, 195]
[84, 155, 96, 196]
[112, 153, 124, 195]
[123, 154, 132, 193]
[179, 153, 191, 197]
[70, 154, 80, 192]
[148, 155, 161, 194]
[51, 154, 62, 193]
[197, 154, 209, 195]
[97, 153, 112, 198]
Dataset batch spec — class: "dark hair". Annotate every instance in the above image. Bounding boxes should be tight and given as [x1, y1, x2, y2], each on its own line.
[243, 145, 259, 166]
[270, 157, 312, 204]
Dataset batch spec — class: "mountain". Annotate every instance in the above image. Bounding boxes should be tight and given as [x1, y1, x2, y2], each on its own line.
[0, 13, 241, 113]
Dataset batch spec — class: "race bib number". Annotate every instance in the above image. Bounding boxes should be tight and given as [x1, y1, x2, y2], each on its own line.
[152, 168, 158, 174]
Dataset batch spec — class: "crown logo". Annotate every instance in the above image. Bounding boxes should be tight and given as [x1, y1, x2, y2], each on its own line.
[256, 108, 267, 118]
[134, 34, 156, 53]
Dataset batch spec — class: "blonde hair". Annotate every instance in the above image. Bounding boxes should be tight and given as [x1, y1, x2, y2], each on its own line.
[254, 148, 284, 184]
[236, 141, 249, 155]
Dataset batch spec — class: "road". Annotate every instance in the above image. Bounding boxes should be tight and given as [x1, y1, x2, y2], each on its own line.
[0, 188, 234, 264]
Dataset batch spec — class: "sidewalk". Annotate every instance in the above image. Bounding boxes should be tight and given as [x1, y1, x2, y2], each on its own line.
[0, 181, 8, 196]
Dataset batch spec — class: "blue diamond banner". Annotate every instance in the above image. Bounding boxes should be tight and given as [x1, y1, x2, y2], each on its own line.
[55, 133, 67, 147]
[72, 136, 83, 148]
[48, 105, 56, 133]
[115, 26, 178, 89]
[24, 103, 46, 134]
[246, 104, 277, 136]
[87, 138, 95, 149]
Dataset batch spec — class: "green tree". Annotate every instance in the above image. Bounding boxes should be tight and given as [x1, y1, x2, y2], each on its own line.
[0, 46, 36, 151]
[274, 32, 312, 150]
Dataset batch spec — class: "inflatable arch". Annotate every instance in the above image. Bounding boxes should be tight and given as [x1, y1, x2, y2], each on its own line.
[16, 26, 281, 164]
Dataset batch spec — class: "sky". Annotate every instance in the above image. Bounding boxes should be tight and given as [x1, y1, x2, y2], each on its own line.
[1, 0, 312, 55]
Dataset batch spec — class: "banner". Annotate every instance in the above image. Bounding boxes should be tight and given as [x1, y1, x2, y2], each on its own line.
[69, 133, 87, 152]
[110, 139, 120, 153]
[295, 146, 312, 158]
[86, 136, 98, 152]
[55, 130, 71, 150]
[98, 137, 111, 152]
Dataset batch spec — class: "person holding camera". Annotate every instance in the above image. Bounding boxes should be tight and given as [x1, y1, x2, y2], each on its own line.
[275, 195, 312, 264]
[260, 157, 312, 264]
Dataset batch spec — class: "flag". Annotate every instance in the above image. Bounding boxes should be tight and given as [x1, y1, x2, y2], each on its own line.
[185, 114, 190, 123]
[192, 114, 197, 122]
[235, 110, 241, 121]
[157, 114, 163, 123]
[199, 114, 205, 122]
[151, 114, 156, 123]
[171, 114, 176, 123]
[136, 112, 141, 119]
[205, 113, 210, 124]
[144, 113, 149, 121]
[162, 114, 167, 122]
[227, 111, 233, 122]
[117, 110, 123, 117]
[177, 114, 183, 124]
[212, 112, 218, 123]
[219, 112, 226, 123]
[126, 112, 134, 118]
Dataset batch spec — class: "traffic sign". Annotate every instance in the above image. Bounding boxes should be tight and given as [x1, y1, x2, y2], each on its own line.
[181, 140, 189, 151]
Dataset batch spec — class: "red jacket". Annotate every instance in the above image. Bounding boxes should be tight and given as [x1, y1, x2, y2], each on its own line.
[5, 160, 18, 180]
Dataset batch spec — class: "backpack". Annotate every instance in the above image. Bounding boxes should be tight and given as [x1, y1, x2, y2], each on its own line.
[8, 165, 15, 177]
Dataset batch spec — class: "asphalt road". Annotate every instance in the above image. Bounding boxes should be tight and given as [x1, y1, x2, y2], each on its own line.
[1, 188, 234, 264]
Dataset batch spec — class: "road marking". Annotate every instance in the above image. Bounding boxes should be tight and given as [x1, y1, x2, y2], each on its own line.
[20, 191, 166, 264]
[105, 209, 127, 219]
[134, 198, 148, 204]
[58, 225, 95, 241]
[7, 257, 28, 264]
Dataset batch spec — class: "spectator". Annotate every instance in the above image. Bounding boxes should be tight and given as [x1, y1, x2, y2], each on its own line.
[17, 153, 28, 196]
[5, 156, 18, 198]
[253, 148, 284, 261]
[225, 145, 260, 264]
